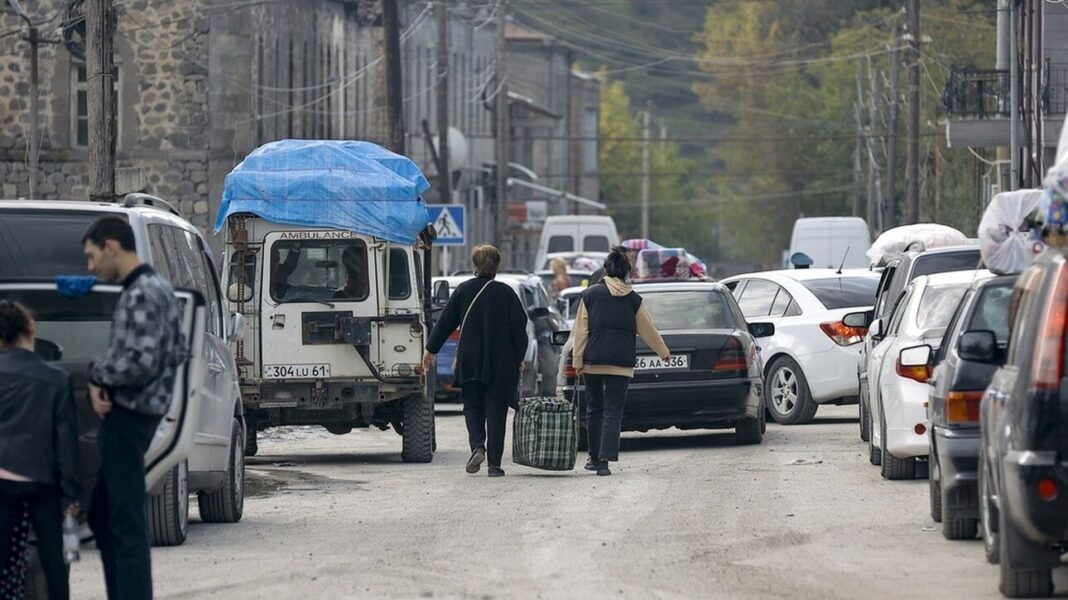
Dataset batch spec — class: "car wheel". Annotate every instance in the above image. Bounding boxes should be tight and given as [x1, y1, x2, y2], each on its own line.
[879, 404, 915, 480]
[998, 499, 1054, 598]
[980, 452, 1000, 564]
[198, 417, 246, 523]
[859, 380, 870, 442]
[867, 404, 881, 466]
[765, 357, 818, 425]
[401, 394, 435, 463]
[149, 460, 189, 547]
[244, 426, 258, 457]
[929, 459, 943, 523]
[735, 417, 762, 445]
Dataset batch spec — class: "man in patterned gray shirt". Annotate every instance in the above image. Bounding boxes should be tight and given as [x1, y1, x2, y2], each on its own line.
[82, 216, 187, 600]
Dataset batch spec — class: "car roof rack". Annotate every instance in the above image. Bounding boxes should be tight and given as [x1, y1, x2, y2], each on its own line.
[449, 269, 533, 277]
[121, 193, 180, 216]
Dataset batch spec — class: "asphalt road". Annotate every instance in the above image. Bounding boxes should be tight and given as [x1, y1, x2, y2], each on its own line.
[68, 405, 1068, 599]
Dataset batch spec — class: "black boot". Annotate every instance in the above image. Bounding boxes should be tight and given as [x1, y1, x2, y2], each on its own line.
[466, 448, 486, 474]
[584, 456, 599, 471]
[596, 460, 611, 476]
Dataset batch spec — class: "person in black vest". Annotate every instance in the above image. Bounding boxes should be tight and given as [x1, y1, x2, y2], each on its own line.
[423, 245, 529, 477]
[572, 247, 669, 476]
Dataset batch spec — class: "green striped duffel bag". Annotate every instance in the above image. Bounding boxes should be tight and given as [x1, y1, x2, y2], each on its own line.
[512, 396, 578, 471]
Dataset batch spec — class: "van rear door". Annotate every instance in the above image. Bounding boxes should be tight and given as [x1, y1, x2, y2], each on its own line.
[0, 282, 204, 500]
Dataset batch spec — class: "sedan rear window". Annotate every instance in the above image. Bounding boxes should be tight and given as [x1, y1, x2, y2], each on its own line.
[912, 252, 981, 279]
[916, 285, 969, 332]
[642, 290, 736, 331]
[801, 277, 879, 309]
[0, 210, 114, 277]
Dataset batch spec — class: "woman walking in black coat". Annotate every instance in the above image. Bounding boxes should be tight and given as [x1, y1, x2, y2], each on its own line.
[573, 248, 669, 476]
[423, 245, 529, 477]
[0, 301, 81, 599]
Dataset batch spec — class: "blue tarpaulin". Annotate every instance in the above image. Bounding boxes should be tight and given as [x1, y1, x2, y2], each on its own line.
[214, 140, 431, 244]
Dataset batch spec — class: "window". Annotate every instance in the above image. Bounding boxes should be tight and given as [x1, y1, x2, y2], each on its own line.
[643, 291, 736, 331]
[887, 289, 911, 335]
[969, 283, 1015, 344]
[228, 251, 257, 302]
[936, 290, 973, 364]
[147, 225, 174, 282]
[912, 251, 982, 279]
[270, 240, 369, 303]
[916, 285, 969, 332]
[71, 60, 121, 148]
[548, 236, 574, 253]
[735, 279, 779, 318]
[583, 235, 610, 252]
[195, 244, 224, 336]
[0, 210, 120, 277]
[770, 288, 793, 317]
[873, 264, 898, 319]
[1007, 267, 1043, 366]
[388, 247, 411, 300]
[801, 277, 881, 310]
[158, 227, 221, 335]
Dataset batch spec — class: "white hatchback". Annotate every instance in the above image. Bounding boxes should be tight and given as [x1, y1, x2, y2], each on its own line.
[720, 269, 881, 424]
[865, 269, 993, 480]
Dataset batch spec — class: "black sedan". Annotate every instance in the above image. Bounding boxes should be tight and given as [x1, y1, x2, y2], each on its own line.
[560, 281, 775, 445]
[926, 274, 1015, 541]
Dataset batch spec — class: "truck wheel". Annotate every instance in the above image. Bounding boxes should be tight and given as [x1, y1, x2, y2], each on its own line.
[765, 357, 818, 424]
[999, 502, 1054, 598]
[198, 418, 245, 524]
[735, 417, 762, 445]
[149, 460, 189, 547]
[402, 394, 434, 463]
[244, 426, 258, 457]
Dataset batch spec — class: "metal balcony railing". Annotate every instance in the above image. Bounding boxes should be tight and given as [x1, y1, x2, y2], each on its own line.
[943, 63, 1068, 118]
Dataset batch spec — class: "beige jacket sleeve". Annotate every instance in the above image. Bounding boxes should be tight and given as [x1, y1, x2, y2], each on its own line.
[636, 305, 670, 361]
[572, 301, 589, 370]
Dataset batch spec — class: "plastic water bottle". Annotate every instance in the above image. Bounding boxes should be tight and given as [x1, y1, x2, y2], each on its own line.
[62, 513, 80, 564]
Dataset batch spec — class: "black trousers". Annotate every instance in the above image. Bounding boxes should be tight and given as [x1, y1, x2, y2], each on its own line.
[461, 382, 509, 467]
[584, 374, 631, 462]
[0, 480, 67, 600]
[88, 406, 161, 600]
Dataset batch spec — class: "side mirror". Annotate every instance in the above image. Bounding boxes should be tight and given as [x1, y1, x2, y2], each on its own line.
[34, 338, 63, 362]
[227, 283, 253, 303]
[958, 329, 999, 363]
[869, 318, 884, 341]
[551, 330, 571, 346]
[433, 280, 450, 304]
[228, 313, 247, 342]
[748, 322, 776, 338]
[899, 344, 932, 367]
[529, 306, 550, 320]
[843, 310, 873, 329]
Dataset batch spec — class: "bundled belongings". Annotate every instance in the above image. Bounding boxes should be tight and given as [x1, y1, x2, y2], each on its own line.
[512, 396, 579, 471]
[1044, 119, 1068, 246]
[977, 189, 1046, 275]
[866, 224, 970, 267]
[634, 248, 707, 281]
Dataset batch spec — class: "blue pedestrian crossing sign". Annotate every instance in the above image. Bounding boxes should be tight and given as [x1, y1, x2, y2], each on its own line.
[428, 204, 465, 246]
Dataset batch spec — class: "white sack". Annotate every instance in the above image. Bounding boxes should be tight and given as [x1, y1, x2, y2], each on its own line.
[866, 224, 969, 267]
[978, 189, 1045, 275]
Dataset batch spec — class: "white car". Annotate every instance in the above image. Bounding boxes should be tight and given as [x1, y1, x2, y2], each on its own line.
[720, 269, 881, 424]
[865, 270, 992, 480]
[555, 285, 586, 329]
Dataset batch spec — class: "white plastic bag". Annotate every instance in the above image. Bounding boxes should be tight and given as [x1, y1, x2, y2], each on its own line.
[978, 189, 1045, 275]
[866, 224, 969, 267]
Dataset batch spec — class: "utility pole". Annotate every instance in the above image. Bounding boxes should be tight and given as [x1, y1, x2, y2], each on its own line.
[1009, 0, 1019, 190]
[640, 106, 651, 239]
[435, 1, 450, 204]
[494, 0, 509, 251]
[382, 0, 405, 154]
[866, 56, 884, 235]
[853, 59, 865, 218]
[905, 0, 921, 223]
[884, 37, 902, 229]
[86, 0, 116, 202]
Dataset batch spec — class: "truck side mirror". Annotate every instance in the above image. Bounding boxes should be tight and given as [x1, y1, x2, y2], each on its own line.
[228, 313, 247, 342]
[227, 283, 253, 303]
[433, 280, 450, 305]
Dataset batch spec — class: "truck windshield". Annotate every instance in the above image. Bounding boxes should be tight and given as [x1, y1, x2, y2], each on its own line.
[270, 240, 369, 303]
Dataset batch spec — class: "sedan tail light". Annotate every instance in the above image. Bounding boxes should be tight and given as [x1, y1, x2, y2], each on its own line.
[713, 336, 747, 371]
[946, 390, 984, 423]
[820, 320, 867, 346]
[1033, 263, 1068, 391]
[896, 360, 931, 383]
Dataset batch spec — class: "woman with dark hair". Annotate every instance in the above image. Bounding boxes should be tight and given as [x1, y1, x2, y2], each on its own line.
[0, 301, 80, 599]
[572, 247, 669, 476]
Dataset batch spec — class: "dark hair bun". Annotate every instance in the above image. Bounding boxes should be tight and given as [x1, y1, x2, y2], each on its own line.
[0, 300, 33, 347]
[604, 246, 632, 279]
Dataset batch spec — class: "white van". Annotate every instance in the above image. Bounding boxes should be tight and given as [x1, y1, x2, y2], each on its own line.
[535, 216, 620, 270]
[787, 217, 871, 269]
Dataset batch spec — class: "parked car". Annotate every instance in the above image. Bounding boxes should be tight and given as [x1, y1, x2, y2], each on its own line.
[431, 272, 565, 400]
[857, 245, 983, 442]
[534, 215, 619, 270]
[720, 269, 880, 424]
[559, 280, 774, 445]
[786, 216, 871, 269]
[0, 196, 246, 549]
[979, 250, 1068, 597]
[926, 274, 1015, 540]
[555, 285, 585, 329]
[863, 270, 992, 480]
[536, 268, 594, 296]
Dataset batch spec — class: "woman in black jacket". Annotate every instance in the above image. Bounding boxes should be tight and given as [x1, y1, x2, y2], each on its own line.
[0, 301, 81, 600]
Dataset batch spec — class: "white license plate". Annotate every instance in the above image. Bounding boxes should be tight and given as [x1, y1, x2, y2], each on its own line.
[263, 364, 332, 379]
[635, 355, 689, 371]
